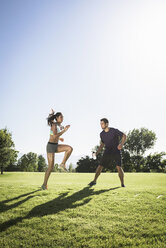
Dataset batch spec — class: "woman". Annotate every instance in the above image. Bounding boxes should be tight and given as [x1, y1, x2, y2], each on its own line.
[41, 109, 73, 190]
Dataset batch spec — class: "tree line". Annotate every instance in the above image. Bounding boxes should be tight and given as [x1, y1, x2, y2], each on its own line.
[0, 127, 166, 174]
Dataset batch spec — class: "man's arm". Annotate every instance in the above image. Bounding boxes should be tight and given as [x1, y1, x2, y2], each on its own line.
[117, 134, 127, 150]
[96, 141, 105, 155]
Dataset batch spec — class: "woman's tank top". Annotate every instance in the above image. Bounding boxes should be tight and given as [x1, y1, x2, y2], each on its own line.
[50, 124, 64, 135]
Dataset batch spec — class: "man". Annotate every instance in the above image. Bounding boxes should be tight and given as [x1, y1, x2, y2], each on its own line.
[88, 118, 126, 187]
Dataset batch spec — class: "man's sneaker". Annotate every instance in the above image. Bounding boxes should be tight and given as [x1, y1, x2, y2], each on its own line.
[88, 181, 96, 187]
[121, 184, 125, 187]
[41, 184, 48, 190]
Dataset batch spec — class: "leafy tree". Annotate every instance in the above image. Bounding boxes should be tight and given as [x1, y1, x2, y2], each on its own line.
[145, 152, 166, 172]
[0, 128, 18, 174]
[124, 128, 157, 156]
[121, 150, 133, 172]
[53, 163, 61, 172]
[5, 162, 18, 172]
[17, 152, 38, 172]
[161, 159, 166, 173]
[130, 155, 146, 172]
[76, 156, 99, 172]
[68, 163, 73, 172]
[38, 155, 47, 172]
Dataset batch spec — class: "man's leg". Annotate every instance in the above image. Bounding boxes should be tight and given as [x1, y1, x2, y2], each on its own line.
[116, 165, 125, 187]
[88, 165, 103, 186]
[94, 165, 103, 182]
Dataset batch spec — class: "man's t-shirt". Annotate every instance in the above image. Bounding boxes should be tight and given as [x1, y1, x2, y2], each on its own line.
[100, 127, 123, 154]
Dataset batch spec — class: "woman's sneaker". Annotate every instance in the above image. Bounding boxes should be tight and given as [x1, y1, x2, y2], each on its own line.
[59, 164, 68, 172]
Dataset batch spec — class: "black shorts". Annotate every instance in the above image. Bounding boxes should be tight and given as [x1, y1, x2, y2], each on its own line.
[46, 142, 58, 153]
[100, 151, 122, 168]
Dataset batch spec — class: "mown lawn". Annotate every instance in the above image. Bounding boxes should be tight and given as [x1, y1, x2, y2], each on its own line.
[0, 172, 165, 248]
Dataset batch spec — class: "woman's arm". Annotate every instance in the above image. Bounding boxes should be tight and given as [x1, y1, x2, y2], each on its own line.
[52, 123, 70, 138]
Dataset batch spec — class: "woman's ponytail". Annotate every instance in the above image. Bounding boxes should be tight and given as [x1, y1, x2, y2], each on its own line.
[46, 111, 62, 126]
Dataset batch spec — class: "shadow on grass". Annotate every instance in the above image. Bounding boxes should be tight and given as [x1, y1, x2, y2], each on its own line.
[0, 186, 120, 232]
[0, 190, 41, 214]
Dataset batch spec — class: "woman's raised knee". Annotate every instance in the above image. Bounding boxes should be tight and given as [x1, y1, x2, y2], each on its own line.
[68, 146, 73, 153]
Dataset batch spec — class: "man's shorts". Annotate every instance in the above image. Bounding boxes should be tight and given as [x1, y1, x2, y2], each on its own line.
[100, 151, 122, 168]
[46, 142, 58, 153]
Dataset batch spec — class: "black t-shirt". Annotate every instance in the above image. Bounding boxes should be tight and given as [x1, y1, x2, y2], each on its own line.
[100, 127, 123, 153]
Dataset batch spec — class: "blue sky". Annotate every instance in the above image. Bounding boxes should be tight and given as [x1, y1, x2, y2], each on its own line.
[0, 0, 166, 164]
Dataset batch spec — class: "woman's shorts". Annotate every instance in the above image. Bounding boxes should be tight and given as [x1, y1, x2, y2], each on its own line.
[46, 142, 58, 153]
[100, 151, 122, 168]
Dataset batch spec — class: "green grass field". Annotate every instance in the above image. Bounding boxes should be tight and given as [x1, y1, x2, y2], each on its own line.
[0, 172, 165, 248]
